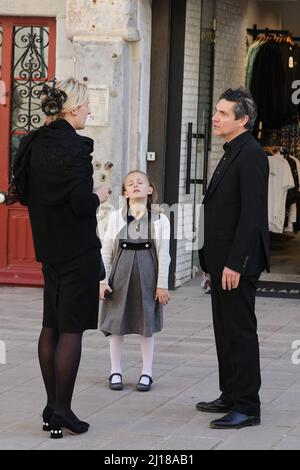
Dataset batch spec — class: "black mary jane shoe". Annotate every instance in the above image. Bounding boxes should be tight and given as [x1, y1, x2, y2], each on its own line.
[50, 412, 89, 439]
[108, 373, 123, 391]
[136, 374, 153, 392]
[42, 406, 89, 432]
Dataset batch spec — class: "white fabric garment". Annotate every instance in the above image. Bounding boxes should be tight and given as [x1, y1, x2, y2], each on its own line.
[285, 156, 300, 232]
[290, 155, 300, 179]
[99, 208, 171, 289]
[268, 153, 295, 233]
[285, 203, 297, 232]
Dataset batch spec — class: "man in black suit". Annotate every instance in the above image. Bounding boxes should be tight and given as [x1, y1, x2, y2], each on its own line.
[197, 87, 270, 429]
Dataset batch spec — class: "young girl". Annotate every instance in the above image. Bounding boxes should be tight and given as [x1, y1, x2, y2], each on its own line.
[99, 170, 171, 391]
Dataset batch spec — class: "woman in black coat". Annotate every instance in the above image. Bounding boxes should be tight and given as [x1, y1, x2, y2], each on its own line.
[12, 78, 108, 438]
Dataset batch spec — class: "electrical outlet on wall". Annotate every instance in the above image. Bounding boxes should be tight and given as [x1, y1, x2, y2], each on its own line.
[147, 152, 156, 162]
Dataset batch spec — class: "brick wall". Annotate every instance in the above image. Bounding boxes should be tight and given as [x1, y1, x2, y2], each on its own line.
[175, 0, 249, 287]
[175, 0, 201, 287]
[210, 0, 248, 179]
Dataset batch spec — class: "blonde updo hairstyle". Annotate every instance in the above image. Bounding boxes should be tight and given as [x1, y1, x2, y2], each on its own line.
[40, 78, 89, 123]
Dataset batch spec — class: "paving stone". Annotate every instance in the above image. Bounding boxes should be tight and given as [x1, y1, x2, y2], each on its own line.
[1, 281, 300, 449]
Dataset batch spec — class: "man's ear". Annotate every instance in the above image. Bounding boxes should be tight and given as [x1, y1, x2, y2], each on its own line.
[240, 115, 249, 128]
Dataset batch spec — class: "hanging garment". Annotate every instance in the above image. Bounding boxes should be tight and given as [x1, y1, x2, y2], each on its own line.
[285, 154, 300, 210]
[250, 39, 300, 133]
[285, 203, 297, 232]
[245, 41, 262, 89]
[281, 122, 300, 160]
[268, 153, 295, 233]
[284, 154, 299, 232]
[290, 155, 300, 232]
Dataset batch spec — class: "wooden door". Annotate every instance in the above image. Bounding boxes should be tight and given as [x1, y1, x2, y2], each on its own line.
[0, 17, 56, 285]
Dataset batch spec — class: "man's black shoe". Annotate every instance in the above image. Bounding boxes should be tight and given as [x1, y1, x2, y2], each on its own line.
[209, 411, 261, 429]
[196, 398, 233, 413]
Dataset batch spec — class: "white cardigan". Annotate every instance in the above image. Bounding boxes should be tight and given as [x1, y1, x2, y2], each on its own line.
[99, 208, 171, 289]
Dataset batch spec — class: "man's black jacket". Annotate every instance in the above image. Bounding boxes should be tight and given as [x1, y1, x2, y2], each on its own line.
[14, 119, 101, 264]
[200, 131, 270, 277]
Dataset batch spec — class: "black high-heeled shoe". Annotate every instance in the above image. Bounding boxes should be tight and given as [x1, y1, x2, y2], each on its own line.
[42, 406, 89, 432]
[42, 405, 53, 432]
[50, 412, 89, 439]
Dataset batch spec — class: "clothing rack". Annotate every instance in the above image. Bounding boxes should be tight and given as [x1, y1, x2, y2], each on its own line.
[247, 24, 300, 42]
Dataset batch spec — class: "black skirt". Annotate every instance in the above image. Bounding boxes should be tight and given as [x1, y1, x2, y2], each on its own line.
[42, 249, 102, 333]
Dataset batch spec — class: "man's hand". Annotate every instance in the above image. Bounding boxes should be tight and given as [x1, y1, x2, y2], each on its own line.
[222, 267, 241, 291]
[94, 185, 111, 203]
[155, 288, 170, 305]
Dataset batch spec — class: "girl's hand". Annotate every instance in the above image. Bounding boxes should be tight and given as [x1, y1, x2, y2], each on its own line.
[155, 288, 170, 305]
[100, 284, 112, 300]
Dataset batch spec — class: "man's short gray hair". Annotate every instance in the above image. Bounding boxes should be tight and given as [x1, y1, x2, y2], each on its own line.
[219, 87, 257, 130]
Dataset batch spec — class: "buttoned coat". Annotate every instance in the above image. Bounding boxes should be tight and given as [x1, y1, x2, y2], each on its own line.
[200, 131, 270, 277]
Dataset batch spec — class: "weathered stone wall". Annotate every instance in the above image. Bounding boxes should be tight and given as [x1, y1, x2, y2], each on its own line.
[66, 0, 152, 210]
[67, 0, 140, 41]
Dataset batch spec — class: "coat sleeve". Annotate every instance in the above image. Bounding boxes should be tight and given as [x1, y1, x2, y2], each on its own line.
[13, 131, 38, 176]
[156, 214, 171, 289]
[69, 181, 100, 217]
[226, 150, 269, 273]
[12, 131, 39, 206]
[68, 161, 100, 217]
[100, 212, 116, 285]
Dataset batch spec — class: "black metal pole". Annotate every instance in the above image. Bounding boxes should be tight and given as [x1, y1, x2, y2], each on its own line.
[186, 122, 193, 195]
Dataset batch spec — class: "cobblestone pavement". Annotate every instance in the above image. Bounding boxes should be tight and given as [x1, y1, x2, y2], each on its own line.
[0, 278, 300, 450]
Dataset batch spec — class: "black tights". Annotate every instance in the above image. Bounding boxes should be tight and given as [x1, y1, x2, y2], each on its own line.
[38, 327, 83, 414]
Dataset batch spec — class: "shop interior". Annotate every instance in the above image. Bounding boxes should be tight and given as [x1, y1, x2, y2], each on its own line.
[246, 0, 300, 283]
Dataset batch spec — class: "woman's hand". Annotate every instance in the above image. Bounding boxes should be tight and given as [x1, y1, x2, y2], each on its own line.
[100, 283, 112, 300]
[94, 185, 111, 203]
[155, 288, 170, 305]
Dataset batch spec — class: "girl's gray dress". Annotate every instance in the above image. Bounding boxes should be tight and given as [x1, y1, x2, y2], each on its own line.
[100, 211, 163, 337]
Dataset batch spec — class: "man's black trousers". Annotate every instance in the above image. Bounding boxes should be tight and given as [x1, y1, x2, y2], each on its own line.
[210, 274, 261, 417]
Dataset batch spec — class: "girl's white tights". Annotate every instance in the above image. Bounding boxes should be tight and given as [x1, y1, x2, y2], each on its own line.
[139, 335, 154, 385]
[109, 335, 154, 385]
[109, 335, 124, 384]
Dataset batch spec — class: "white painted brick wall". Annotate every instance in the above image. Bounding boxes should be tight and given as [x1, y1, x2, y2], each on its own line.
[175, 0, 249, 288]
[175, 0, 201, 288]
[210, 0, 248, 179]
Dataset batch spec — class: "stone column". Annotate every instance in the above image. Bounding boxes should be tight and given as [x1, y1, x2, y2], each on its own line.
[66, 0, 152, 208]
